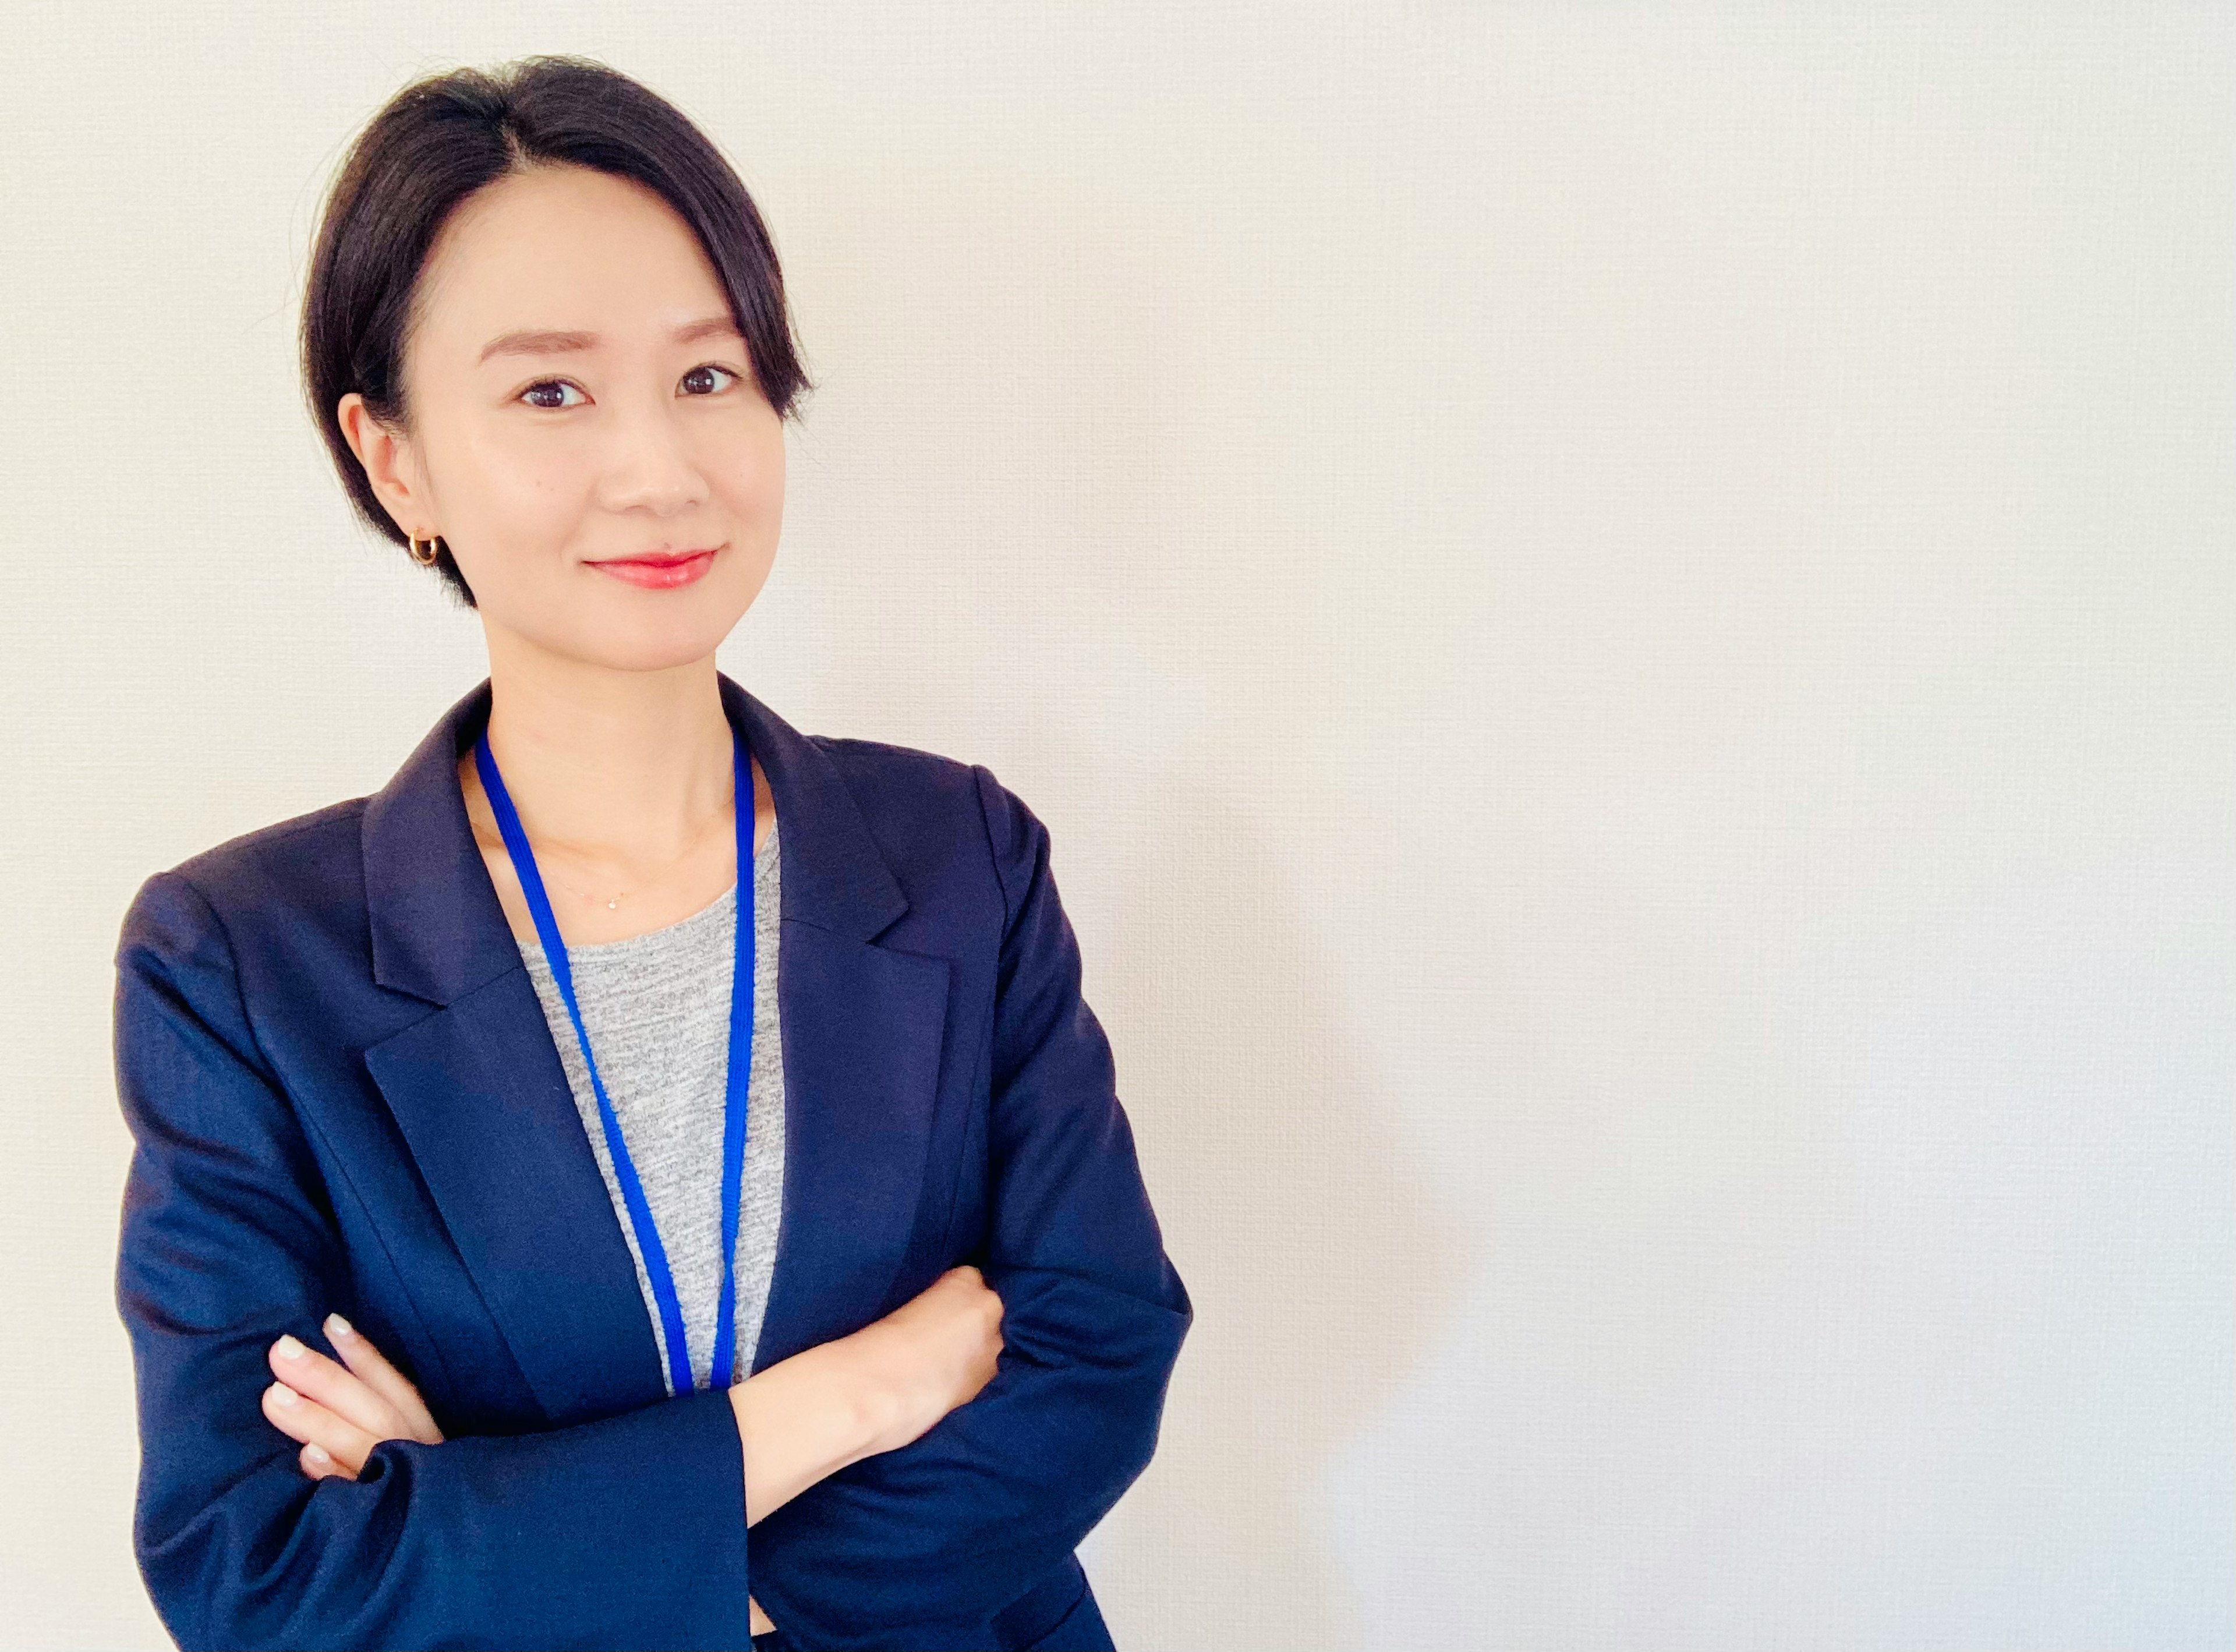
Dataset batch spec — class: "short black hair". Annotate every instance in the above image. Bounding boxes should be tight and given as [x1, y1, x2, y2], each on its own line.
[300, 55, 813, 607]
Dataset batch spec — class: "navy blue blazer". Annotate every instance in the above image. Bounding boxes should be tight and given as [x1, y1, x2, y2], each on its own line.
[111, 673, 1191, 1652]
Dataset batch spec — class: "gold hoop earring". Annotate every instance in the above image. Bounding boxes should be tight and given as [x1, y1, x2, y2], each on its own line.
[408, 533, 440, 568]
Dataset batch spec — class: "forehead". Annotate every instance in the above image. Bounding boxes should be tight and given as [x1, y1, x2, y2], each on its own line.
[413, 164, 727, 347]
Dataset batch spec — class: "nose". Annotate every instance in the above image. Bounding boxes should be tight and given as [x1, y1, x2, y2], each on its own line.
[596, 388, 706, 517]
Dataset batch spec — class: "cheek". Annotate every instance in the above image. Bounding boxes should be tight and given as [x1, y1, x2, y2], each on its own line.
[707, 423, 786, 546]
[703, 432, 784, 613]
[441, 427, 594, 599]
[727, 460, 784, 529]
[713, 413, 785, 507]
[463, 425, 588, 530]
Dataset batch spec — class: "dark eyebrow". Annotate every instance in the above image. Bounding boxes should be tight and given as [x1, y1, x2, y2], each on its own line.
[477, 314, 742, 365]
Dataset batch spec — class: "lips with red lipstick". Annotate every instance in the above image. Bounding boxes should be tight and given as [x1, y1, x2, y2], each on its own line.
[586, 544, 721, 589]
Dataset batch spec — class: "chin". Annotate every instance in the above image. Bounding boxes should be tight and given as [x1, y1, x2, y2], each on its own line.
[602, 628, 741, 674]
[536, 603, 741, 675]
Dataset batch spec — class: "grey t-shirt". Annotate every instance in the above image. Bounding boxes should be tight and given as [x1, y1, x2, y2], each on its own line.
[520, 819, 787, 1395]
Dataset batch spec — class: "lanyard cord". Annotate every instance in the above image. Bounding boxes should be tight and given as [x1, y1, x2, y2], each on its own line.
[473, 723, 755, 1393]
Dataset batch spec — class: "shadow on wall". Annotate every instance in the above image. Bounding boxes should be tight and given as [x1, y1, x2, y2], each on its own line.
[1085, 783, 1470, 1652]
[780, 160, 1474, 1646]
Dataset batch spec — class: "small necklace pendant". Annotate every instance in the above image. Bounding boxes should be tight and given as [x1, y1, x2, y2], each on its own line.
[606, 897, 621, 910]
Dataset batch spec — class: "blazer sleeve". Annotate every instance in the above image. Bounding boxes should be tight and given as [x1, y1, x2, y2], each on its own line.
[112, 869, 756, 1652]
[741, 766, 1193, 1650]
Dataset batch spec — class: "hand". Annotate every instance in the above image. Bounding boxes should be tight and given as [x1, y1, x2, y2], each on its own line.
[850, 1264, 1005, 1453]
[261, 1314, 443, 1480]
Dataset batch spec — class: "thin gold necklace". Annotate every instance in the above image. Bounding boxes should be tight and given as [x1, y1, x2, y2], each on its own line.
[508, 800, 734, 912]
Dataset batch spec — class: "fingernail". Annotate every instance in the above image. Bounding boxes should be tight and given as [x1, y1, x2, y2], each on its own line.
[271, 1382, 300, 1408]
[305, 1444, 331, 1464]
[275, 1335, 306, 1360]
[326, 1314, 353, 1340]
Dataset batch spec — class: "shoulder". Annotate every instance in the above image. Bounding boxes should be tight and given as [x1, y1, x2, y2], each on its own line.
[809, 732, 978, 800]
[805, 734, 1051, 923]
[116, 798, 370, 968]
[807, 733, 1018, 837]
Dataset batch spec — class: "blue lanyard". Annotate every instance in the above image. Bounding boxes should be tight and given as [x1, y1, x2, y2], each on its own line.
[473, 723, 755, 1394]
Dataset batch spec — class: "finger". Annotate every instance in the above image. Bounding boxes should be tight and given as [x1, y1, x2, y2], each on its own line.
[298, 1439, 353, 1483]
[263, 1381, 383, 1477]
[268, 1333, 399, 1439]
[324, 1315, 443, 1444]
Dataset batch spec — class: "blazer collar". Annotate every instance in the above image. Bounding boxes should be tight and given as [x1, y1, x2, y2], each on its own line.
[362, 670, 910, 1006]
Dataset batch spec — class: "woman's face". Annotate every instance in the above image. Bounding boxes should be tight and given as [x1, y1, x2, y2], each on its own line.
[339, 162, 786, 673]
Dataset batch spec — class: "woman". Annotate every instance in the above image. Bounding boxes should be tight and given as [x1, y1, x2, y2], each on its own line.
[111, 55, 1190, 1652]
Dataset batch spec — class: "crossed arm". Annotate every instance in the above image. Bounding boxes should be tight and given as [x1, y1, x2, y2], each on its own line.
[250, 1271, 1003, 1639]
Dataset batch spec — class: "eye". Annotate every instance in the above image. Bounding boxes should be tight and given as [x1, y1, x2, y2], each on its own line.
[681, 363, 742, 397]
[520, 379, 586, 411]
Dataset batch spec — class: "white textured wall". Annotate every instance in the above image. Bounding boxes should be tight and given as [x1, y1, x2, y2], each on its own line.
[2, 5, 2229, 1649]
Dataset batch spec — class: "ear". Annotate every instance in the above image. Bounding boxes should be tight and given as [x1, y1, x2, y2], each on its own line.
[336, 391, 433, 538]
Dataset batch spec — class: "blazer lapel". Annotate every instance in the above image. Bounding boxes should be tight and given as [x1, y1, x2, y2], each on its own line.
[356, 673, 950, 1426]
[362, 968, 666, 1424]
[723, 676, 953, 1371]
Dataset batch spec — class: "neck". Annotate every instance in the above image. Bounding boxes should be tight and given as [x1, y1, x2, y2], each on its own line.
[476, 627, 734, 865]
